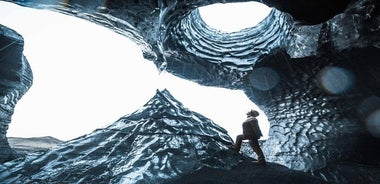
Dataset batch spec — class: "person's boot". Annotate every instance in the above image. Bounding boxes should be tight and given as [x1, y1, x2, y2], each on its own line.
[251, 142, 266, 165]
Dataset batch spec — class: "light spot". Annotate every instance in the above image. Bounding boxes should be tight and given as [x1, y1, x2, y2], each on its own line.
[317, 66, 354, 94]
[250, 67, 279, 91]
[198, 2, 272, 33]
[358, 96, 380, 138]
[366, 109, 380, 138]
[358, 96, 380, 117]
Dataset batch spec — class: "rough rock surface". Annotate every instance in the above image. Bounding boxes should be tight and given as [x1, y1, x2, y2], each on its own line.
[167, 157, 327, 184]
[1, 0, 380, 179]
[0, 89, 239, 183]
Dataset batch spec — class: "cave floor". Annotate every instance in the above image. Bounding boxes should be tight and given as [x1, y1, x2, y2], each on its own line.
[166, 157, 327, 184]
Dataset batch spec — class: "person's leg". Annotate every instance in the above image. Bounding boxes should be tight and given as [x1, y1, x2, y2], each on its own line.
[234, 134, 246, 153]
[249, 139, 266, 163]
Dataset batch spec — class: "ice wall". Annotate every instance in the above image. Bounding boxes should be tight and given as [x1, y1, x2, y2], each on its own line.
[0, 25, 33, 163]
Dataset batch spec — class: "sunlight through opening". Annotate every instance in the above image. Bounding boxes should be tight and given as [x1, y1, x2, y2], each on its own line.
[0, 2, 269, 141]
[198, 2, 272, 33]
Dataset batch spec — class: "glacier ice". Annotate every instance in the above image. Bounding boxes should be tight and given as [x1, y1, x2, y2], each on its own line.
[0, 89, 239, 183]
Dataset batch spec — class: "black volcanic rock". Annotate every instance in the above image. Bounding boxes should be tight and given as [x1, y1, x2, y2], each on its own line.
[167, 157, 327, 184]
[0, 89, 239, 183]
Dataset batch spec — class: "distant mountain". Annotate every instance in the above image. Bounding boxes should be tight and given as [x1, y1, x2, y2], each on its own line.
[0, 89, 239, 183]
[8, 136, 63, 154]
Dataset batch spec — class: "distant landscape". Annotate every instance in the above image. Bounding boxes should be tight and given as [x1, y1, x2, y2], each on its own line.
[8, 136, 63, 154]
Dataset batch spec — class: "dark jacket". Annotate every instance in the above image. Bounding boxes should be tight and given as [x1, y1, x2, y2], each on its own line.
[242, 116, 263, 139]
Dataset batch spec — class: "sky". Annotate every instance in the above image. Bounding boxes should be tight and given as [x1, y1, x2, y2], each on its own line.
[199, 2, 272, 32]
[0, 1, 272, 141]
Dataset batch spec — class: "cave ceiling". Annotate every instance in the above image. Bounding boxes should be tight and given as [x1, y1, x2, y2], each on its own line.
[0, 0, 380, 172]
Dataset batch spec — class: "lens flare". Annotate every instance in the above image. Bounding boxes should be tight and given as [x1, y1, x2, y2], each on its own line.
[366, 109, 380, 138]
[250, 67, 279, 91]
[317, 66, 354, 94]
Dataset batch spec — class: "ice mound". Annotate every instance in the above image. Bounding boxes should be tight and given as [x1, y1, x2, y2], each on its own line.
[0, 89, 238, 183]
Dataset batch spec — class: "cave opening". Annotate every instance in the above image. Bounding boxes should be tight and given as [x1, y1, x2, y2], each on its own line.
[198, 2, 272, 33]
[0, 1, 269, 141]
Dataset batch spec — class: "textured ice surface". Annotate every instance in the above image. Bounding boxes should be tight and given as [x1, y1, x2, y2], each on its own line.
[0, 25, 33, 163]
[0, 89, 239, 183]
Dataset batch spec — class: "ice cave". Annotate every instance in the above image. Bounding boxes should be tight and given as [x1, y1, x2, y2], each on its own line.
[0, 0, 379, 183]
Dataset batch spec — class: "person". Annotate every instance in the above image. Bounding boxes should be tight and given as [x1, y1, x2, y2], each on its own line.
[234, 109, 266, 164]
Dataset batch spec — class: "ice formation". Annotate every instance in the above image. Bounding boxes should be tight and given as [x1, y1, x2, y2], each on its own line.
[0, 89, 239, 183]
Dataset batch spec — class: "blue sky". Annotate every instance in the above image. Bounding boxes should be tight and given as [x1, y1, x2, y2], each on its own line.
[0, 1, 271, 141]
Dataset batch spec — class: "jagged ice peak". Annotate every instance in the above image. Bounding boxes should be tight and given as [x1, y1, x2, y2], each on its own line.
[0, 89, 239, 183]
